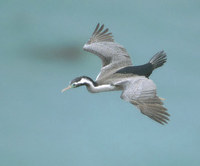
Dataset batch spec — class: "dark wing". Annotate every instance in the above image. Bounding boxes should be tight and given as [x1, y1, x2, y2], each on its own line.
[117, 77, 169, 124]
[83, 23, 132, 82]
[115, 51, 167, 78]
[116, 63, 153, 78]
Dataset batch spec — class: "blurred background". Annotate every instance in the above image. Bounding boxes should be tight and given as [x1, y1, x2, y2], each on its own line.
[1, 0, 200, 165]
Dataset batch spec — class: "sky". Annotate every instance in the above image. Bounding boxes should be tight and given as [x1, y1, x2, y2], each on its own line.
[1, 0, 200, 166]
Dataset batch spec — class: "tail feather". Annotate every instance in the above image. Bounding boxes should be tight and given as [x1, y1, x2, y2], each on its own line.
[149, 51, 167, 69]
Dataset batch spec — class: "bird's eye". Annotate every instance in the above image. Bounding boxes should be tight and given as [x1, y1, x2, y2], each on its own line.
[72, 84, 76, 88]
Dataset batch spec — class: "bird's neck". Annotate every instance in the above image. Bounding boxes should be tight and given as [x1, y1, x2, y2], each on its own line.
[81, 77, 116, 93]
[86, 83, 116, 93]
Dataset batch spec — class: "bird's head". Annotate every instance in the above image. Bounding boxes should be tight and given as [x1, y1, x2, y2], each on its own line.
[61, 76, 96, 93]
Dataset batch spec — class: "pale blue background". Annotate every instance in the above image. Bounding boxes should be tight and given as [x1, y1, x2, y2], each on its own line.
[1, 0, 200, 165]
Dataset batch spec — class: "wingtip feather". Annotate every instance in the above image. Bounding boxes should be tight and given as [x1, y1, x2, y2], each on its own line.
[87, 23, 114, 44]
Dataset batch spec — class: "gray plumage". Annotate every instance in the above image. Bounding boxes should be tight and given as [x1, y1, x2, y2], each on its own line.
[149, 51, 167, 69]
[63, 23, 169, 125]
[83, 23, 132, 83]
[113, 77, 169, 124]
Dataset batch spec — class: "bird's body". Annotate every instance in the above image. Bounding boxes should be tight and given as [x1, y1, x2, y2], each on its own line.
[62, 23, 170, 124]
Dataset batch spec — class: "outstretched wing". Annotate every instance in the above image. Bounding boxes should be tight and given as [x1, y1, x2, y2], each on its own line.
[83, 23, 132, 82]
[117, 76, 169, 124]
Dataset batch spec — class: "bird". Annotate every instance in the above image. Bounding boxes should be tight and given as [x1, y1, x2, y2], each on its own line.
[62, 23, 170, 125]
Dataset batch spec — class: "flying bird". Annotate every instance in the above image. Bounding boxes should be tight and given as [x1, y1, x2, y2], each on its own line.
[62, 23, 169, 124]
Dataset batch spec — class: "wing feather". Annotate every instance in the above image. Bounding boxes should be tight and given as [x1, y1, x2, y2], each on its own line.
[120, 77, 170, 125]
[100, 28, 109, 35]
[83, 23, 132, 82]
[87, 24, 114, 44]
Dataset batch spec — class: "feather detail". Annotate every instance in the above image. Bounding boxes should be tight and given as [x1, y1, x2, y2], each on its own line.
[87, 23, 114, 44]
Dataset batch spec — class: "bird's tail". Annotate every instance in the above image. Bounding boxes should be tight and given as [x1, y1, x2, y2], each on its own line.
[149, 51, 167, 69]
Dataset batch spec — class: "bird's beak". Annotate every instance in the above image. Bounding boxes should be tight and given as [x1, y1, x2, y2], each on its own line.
[61, 85, 72, 93]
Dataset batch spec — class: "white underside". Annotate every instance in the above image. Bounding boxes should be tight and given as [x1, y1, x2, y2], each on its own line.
[86, 84, 117, 93]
